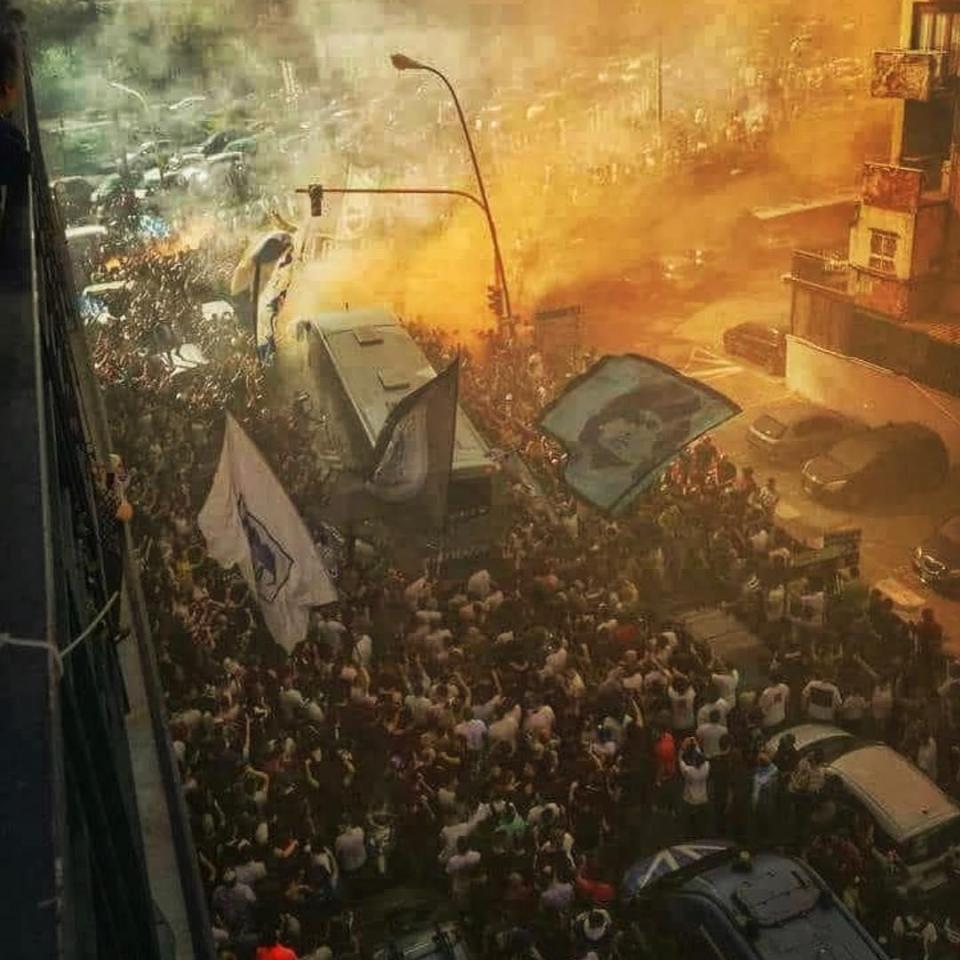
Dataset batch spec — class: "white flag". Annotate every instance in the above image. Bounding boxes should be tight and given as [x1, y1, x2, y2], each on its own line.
[198, 414, 337, 651]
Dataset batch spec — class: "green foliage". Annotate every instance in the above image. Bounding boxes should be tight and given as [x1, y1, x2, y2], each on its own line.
[33, 42, 83, 115]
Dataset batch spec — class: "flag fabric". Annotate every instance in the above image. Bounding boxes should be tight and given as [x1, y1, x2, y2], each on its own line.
[622, 842, 734, 899]
[539, 354, 741, 514]
[366, 357, 460, 531]
[198, 414, 337, 651]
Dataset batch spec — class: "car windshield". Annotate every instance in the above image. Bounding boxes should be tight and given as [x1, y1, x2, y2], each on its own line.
[753, 414, 786, 439]
[901, 816, 960, 865]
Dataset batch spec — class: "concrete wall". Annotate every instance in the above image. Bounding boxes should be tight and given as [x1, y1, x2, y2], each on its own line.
[913, 200, 949, 275]
[849, 203, 915, 280]
[786, 335, 960, 463]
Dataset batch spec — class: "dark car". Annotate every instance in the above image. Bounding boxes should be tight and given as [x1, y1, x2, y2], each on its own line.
[622, 846, 888, 959]
[721, 321, 786, 374]
[914, 515, 960, 593]
[801, 422, 948, 507]
[747, 402, 863, 464]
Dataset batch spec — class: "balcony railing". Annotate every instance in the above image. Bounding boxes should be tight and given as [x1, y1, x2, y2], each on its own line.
[871, 49, 951, 100]
[791, 250, 851, 292]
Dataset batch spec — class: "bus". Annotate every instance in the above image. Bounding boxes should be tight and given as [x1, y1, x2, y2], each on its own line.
[303, 308, 501, 554]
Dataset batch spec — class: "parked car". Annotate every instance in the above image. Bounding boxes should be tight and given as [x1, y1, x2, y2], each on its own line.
[802, 422, 949, 507]
[186, 151, 247, 198]
[371, 923, 472, 960]
[621, 845, 888, 959]
[223, 136, 259, 155]
[185, 129, 244, 157]
[767, 724, 960, 896]
[914, 514, 960, 594]
[112, 139, 173, 174]
[747, 402, 863, 464]
[721, 321, 787, 374]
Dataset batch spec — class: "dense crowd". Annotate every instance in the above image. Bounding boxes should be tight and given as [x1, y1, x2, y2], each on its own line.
[86, 239, 960, 960]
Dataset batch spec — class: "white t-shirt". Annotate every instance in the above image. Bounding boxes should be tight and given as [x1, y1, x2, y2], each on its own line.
[696, 697, 730, 728]
[696, 721, 728, 759]
[668, 686, 696, 730]
[467, 569, 492, 599]
[711, 671, 740, 703]
[803, 680, 841, 721]
[758, 683, 790, 729]
[455, 718, 487, 752]
[335, 826, 367, 872]
[405, 694, 432, 725]
[679, 758, 711, 805]
[526, 704, 556, 737]
[839, 694, 867, 723]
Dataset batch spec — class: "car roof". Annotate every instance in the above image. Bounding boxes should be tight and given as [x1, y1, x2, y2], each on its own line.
[66, 225, 109, 239]
[681, 852, 886, 959]
[752, 402, 845, 427]
[730, 321, 774, 333]
[828, 744, 960, 842]
[830, 422, 943, 458]
[765, 723, 853, 756]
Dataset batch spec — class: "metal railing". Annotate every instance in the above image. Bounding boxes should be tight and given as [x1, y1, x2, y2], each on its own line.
[791, 250, 851, 292]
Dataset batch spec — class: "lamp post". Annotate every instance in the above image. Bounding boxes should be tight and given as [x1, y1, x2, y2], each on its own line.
[390, 53, 512, 323]
[108, 80, 164, 178]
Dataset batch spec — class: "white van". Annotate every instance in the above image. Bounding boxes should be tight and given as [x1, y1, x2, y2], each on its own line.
[830, 744, 960, 895]
[768, 725, 960, 895]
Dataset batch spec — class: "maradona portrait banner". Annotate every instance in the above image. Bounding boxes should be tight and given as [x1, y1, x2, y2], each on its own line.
[538, 355, 741, 514]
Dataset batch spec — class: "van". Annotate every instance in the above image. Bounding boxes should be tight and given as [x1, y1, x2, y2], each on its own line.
[767, 725, 960, 895]
[829, 744, 960, 895]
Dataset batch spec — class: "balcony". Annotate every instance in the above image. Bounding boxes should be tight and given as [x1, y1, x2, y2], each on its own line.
[862, 162, 925, 212]
[871, 49, 950, 101]
[791, 250, 850, 293]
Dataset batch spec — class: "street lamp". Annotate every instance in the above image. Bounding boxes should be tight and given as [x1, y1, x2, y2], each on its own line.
[390, 53, 512, 323]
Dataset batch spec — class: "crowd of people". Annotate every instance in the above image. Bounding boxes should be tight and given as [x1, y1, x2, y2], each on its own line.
[86, 234, 960, 960]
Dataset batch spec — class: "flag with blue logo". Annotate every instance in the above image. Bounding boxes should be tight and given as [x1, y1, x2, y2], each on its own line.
[539, 355, 741, 514]
[198, 414, 337, 651]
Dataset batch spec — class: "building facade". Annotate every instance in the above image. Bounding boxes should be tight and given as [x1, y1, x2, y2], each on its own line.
[788, 0, 960, 448]
[0, 16, 213, 960]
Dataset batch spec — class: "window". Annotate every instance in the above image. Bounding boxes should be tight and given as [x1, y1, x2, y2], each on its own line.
[868, 230, 899, 274]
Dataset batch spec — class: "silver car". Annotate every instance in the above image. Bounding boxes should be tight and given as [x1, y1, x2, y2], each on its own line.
[747, 402, 862, 464]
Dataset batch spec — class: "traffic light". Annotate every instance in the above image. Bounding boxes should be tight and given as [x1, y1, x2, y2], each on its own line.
[486, 284, 504, 317]
[308, 183, 324, 216]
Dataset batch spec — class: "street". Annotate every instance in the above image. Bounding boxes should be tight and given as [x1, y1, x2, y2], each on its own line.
[611, 268, 960, 650]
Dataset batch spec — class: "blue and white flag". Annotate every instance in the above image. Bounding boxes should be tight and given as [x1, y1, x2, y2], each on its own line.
[198, 414, 337, 651]
[539, 354, 741, 514]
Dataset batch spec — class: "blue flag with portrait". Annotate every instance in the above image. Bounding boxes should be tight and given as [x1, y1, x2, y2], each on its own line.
[539, 355, 741, 514]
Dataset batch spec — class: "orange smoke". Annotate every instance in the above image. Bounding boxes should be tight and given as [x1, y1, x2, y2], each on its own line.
[275, 0, 899, 345]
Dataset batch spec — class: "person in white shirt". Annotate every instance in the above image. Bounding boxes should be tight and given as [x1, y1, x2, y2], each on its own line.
[916, 725, 938, 782]
[758, 676, 790, 731]
[454, 716, 487, 753]
[446, 836, 482, 904]
[525, 701, 556, 740]
[710, 663, 739, 703]
[802, 675, 842, 722]
[696, 696, 730, 728]
[839, 689, 867, 734]
[679, 740, 711, 833]
[668, 678, 696, 733]
[696, 709, 728, 759]
[334, 822, 367, 874]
